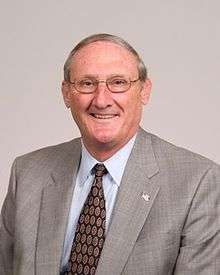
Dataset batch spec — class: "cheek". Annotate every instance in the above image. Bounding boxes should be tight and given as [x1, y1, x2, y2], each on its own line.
[113, 92, 136, 109]
[70, 95, 91, 114]
[125, 94, 142, 113]
[124, 96, 143, 124]
[70, 98, 85, 123]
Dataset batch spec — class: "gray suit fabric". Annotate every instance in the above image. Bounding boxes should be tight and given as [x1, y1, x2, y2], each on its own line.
[1, 128, 220, 275]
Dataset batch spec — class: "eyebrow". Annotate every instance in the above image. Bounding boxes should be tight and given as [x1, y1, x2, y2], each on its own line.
[77, 74, 128, 79]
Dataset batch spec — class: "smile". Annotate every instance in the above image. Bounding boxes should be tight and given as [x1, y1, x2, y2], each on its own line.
[90, 113, 118, 119]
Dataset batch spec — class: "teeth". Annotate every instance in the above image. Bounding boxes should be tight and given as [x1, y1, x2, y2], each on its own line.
[92, 114, 116, 119]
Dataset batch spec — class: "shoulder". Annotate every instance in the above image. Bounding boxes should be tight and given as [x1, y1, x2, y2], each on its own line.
[139, 128, 220, 173]
[12, 138, 81, 177]
[137, 128, 220, 209]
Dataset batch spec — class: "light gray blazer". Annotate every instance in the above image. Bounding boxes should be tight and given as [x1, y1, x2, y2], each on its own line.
[1, 128, 220, 275]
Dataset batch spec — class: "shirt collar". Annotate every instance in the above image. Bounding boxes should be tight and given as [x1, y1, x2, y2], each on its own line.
[78, 144, 97, 185]
[78, 135, 137, 186]
[103, 135, 136, 186]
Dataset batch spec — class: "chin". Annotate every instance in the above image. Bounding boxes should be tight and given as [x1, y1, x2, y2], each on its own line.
[93, 134, 115, 145]
[89, 129, 120, 147]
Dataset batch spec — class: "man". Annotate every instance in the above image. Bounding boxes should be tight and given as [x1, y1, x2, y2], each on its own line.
[0, 33, 220, 275]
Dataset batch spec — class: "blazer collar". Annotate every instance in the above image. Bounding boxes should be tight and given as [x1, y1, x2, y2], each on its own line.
[130, 127, 159, 178]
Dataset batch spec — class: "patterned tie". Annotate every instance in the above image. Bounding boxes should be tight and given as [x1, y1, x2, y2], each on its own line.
[65, 163, 107, 275]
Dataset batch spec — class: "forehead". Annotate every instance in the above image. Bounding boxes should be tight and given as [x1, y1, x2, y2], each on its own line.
[70, 41, 138, 77]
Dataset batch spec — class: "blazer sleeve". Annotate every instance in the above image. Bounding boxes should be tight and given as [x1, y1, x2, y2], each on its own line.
[174, 163, 220, 274]
[0, 160, 17, 275]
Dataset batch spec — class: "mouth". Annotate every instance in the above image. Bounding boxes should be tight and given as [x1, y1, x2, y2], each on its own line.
[90, 113, 119, 119]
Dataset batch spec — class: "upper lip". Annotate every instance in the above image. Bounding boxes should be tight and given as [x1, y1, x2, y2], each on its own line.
[90, 112, 119, 117]
[89, 110, 119, 114]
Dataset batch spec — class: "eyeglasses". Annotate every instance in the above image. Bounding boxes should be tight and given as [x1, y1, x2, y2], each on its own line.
[68, 76, 140, 94]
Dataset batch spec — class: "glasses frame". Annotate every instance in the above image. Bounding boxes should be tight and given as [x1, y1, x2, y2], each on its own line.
[68, 77, 140, 94]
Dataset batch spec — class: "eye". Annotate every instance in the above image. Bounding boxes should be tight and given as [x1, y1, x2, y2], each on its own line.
[79, 79, 94, 87]
[109, 78, 128, 86]
[80, 79, 94, 87]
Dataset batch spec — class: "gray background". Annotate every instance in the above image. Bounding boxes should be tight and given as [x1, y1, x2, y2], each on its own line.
[1, 0, 219, 208]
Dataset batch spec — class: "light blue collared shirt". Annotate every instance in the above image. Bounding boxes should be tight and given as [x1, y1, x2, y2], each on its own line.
[60, 135, 136, 272]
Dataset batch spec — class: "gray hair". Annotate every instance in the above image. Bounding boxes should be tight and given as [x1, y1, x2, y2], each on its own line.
[63, 33, 147, 82]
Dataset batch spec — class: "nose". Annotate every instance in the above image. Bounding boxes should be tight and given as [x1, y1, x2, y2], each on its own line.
[92, 81, 113, 109]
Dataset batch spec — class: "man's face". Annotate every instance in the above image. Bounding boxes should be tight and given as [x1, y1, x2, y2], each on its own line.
[62, 41, 151, 154]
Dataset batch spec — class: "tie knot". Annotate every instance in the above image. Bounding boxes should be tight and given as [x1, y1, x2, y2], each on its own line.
[93, 163, 107, 177]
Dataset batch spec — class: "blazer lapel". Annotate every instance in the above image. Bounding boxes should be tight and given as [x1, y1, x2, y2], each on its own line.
[96, 129, 160, 275]
[35, 139, 81, 275]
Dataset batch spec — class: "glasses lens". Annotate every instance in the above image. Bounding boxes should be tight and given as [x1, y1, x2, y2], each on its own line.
[75, 78, 96, 93]
[107, 77, 130, 92]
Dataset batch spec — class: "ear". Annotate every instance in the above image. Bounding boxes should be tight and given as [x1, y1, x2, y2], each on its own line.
[140, 79, 152, 105]
[61, 81, 71, 108]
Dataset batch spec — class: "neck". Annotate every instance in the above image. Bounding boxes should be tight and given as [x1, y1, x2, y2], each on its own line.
[82, 136, 135, 162]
